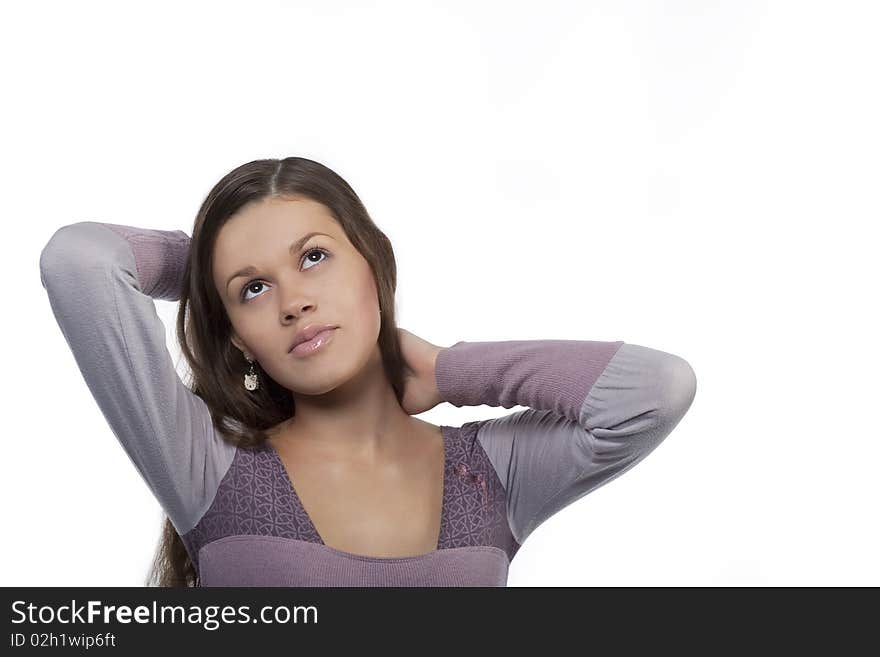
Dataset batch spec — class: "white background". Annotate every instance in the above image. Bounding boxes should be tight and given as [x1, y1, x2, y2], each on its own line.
[3, 0, 878, 586]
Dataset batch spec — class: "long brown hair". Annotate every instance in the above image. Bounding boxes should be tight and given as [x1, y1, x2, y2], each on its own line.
[144, 157, 410, 586]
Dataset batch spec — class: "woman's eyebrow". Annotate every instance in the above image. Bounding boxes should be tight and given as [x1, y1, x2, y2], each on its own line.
[225, 231, 334, 292]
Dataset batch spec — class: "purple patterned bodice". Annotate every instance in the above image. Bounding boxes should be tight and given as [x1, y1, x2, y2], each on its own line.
[181, 423, 521, 586]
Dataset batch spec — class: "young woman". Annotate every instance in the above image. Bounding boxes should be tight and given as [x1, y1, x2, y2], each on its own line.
[39, 156, 697, 587]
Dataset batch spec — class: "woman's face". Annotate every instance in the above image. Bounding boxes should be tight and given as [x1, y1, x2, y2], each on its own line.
[211, 196, 381, 395]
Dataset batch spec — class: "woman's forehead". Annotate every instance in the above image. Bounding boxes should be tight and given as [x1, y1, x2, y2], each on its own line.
[212, 200, 343, 286]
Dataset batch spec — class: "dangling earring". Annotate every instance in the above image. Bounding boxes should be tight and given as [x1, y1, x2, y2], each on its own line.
[244, 355, 260, 391]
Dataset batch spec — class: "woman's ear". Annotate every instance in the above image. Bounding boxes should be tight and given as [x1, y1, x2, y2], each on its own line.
[230, 332, 249, 359]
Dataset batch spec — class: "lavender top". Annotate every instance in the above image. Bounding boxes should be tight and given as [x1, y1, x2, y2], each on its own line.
[39, 221, 697, 586]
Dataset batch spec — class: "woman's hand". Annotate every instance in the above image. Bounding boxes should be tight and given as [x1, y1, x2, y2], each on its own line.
[397, 328, 444, 416]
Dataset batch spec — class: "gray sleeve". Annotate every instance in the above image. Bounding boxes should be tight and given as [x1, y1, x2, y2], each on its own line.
[434, 340, 697, 546]
[39, 221, 236, 535]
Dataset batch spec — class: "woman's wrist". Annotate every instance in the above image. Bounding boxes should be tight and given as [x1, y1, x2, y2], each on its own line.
[430, 345, 443, 406]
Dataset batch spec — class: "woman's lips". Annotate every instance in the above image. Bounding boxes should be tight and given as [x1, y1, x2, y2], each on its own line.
[290, 327, 336, 357]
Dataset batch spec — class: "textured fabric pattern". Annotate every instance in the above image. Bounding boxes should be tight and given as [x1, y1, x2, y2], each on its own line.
[182, 423, 519, 585]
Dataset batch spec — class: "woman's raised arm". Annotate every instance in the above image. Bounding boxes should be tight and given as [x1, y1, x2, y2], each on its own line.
[434, 339, 697, 547]
[39, 221, 236, 537]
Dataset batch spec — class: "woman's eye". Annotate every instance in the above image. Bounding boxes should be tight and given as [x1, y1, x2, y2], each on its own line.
[302, 248, 327, 270]
[240, 248, 329, 302]
[241, 281, 266, 302]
